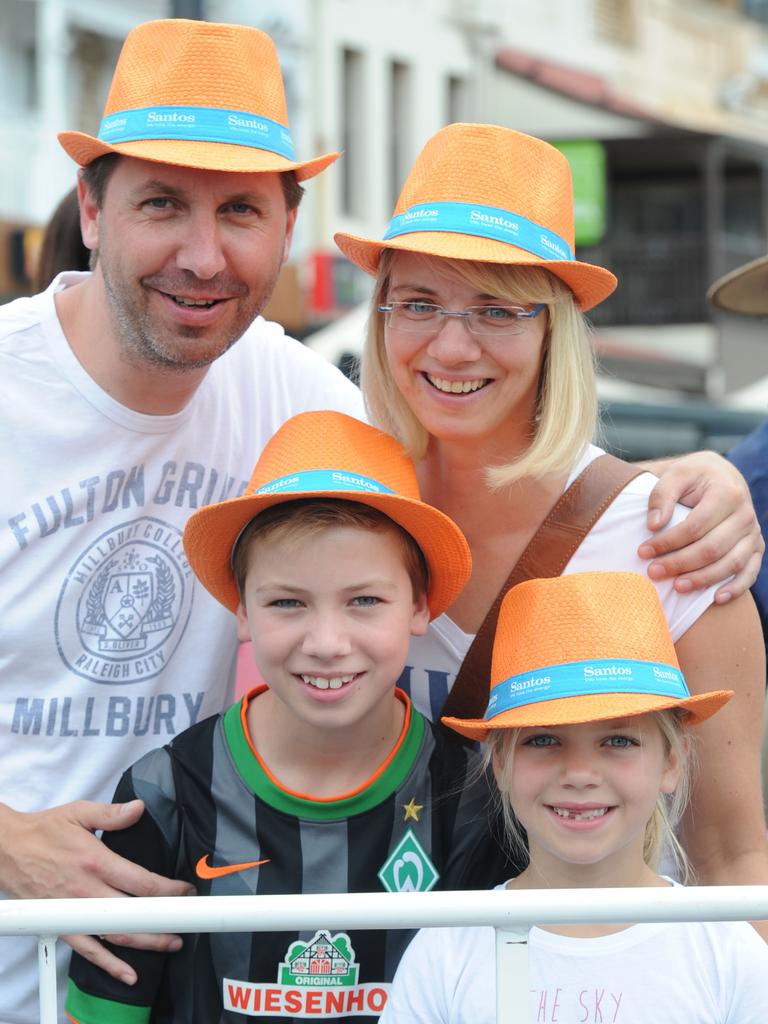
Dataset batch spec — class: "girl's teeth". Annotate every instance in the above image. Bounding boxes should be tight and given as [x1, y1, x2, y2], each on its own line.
[553, 807, 609, 821]
[427, 375, 486, 394]
[301, 674, 354, 690]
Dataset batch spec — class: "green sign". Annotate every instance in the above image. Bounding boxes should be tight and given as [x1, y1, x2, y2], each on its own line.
[553, 140, 607, 247]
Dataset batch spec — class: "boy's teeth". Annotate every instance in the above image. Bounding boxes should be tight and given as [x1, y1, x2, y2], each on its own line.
[427, 374, 486, 394]
[552, 806, 609, 821]
[301, 674, 354, 690]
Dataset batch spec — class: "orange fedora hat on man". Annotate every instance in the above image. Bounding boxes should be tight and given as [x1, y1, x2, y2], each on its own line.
[59, 18, 338, 179]
[183, 411, 471, 618]
[334, 123, 617, 311]
[443, 572, 732, 742]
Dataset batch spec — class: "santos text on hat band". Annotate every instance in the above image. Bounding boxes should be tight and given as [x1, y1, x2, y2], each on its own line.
[383, 201, 574, 262]
[99, 106, 296, 159]
[254, 469, 396, 498]
[485, 657, 689, 719]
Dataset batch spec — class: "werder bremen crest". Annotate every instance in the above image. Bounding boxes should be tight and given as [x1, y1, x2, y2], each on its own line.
[378, 828, 439, 893]
[55, 517, 193, 683]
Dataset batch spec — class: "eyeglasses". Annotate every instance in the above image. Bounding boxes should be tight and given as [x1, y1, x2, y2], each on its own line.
[378, 300, 545, 337]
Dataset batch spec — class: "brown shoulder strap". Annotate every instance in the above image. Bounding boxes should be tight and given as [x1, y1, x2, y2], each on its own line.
[439, 454, 644, 724]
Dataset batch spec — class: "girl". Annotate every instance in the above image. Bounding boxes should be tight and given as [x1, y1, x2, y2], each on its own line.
[381, 571, 768, 1023]
[334, 124, 767, 891]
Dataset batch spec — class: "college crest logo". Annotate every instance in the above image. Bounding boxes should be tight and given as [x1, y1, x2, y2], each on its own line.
[223, 930, 388, 1017]
[55, 517, 193, 683]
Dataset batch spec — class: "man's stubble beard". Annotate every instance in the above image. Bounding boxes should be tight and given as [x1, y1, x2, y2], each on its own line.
[97, 246, 285, 373]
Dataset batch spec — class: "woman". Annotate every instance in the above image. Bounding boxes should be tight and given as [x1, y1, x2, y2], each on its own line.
[334, 123, 768, 897]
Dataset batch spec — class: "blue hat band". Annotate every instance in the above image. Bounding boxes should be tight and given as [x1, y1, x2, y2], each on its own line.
[485, 658, 689, 720]
[98, 105, 296, 160]
[255, 468, 396, 498]
[383, 201, 574, 263]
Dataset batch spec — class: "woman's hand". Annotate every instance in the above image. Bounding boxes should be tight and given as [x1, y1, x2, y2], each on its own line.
[637, 450, 763, 602]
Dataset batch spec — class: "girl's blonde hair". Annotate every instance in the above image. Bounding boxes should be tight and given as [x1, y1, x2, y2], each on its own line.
[360, 252, 599, 487]
[486, 709, 695, 881]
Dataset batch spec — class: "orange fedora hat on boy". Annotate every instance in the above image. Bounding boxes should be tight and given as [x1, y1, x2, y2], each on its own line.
[443, 572, 732, 742]
[58, 19, 338, 179]
[183, 411, 471, 618]
[334, 123, 617, 311]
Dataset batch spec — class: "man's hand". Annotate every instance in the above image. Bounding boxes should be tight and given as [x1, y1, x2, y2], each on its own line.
[0, 800, 194, 984]
[637, 450, 763, 602]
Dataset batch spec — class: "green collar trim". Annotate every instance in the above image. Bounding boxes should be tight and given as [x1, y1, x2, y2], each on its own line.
[222, 690, 425, 821]
[65, 979, 150, 1024]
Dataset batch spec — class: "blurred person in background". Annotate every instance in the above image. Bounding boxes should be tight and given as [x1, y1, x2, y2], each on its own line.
[0, 19, 763, 1024]
[335, 123, 768, 922]
[708, 258, 768, 818]
[32, 186, 91, 292]
[709, 260, 768, 647]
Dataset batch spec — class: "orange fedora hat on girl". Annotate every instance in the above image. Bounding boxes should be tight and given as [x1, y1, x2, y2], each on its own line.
[443, 572, 732, 742]
[58, 19, 338, 179]
[183, 411, 471, 618]
[334, 122, 616, 311]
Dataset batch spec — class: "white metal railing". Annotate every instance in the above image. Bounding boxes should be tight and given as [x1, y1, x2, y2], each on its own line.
[2, 886, 767, 1023]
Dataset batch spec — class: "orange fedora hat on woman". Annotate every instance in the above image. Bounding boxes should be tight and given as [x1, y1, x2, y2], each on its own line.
[443, 572, 732, 742]
[58, 19, 338, 179]
[334, 123, 617, 311]
[183, 411, 471, 618]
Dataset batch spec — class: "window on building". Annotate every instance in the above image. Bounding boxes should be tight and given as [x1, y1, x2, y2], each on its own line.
[341, 48, 366, 218]
[722, 155, 765, 266]
[594, 0, 637, 45]
[22, 43, 37, 111]
[390, 61, 412, 207]
[743, 0, 768, 25]
[446, 75, 469, 124]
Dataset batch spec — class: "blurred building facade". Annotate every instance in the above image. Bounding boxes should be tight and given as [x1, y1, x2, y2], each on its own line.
[2, 0, 768, 405]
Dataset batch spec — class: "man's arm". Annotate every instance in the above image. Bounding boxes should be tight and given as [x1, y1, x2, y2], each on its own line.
[674, 593, 768, 940]
[636, 451, 763, 602]
[0, 798, 192, 982]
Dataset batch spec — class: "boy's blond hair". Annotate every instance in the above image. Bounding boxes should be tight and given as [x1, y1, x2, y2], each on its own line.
[232, 498, 429, 605]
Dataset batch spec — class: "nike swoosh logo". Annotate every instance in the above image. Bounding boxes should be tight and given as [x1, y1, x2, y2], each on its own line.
[195, 854, 270, 879]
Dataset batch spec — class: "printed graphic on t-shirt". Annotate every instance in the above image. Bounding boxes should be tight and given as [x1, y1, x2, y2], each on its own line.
[531, 985, 624, 1022]
[6, 457, 247, 687]
[55, 516, 193, 683]
[223, 930, 389, 1018]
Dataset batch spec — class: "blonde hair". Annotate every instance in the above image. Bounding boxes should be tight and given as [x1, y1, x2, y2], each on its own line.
[486, 709, 694, 881]
[360, 252, 599, 487]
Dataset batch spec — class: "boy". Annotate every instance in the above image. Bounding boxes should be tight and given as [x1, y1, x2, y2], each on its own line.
[65, 410, 514, 1023]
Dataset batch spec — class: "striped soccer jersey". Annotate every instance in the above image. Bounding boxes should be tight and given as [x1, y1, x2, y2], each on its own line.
[66, 688, 515, 1023]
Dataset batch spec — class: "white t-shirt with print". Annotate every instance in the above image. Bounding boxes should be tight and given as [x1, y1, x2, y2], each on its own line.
[380, 883, 768, 1024]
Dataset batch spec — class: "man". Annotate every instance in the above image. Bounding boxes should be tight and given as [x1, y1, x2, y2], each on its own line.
[0, 16, 761, 1024]
[0, 19, 363, 1022]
